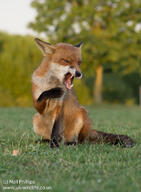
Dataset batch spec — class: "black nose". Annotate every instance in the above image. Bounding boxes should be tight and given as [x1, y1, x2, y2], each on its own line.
[75, 71, 82, 78]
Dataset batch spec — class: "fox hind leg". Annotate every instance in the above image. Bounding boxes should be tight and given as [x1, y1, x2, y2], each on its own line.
[33, 113, 52, 140]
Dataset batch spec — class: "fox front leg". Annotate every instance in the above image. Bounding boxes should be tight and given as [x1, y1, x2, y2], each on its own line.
[37, 87, 64, 102]
[50, 117, 61, 148]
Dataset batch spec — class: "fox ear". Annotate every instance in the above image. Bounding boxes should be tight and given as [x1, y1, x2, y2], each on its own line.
[74, 41, 83, 48]
[34, 38, 55, 56]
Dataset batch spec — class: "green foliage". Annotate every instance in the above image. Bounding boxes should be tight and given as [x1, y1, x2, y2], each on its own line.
[103, 73, 135, 104]
[29, 0, 141, 75]
[0, 32, 42, 106]
[28, 0, 141, 105]
[103, 72, 141, 105]
[74, 79, 93, 105]
[0, 106, 141, 192]
[1, 0, 141, 107]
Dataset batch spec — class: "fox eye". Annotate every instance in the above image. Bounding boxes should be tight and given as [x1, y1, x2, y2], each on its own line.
[78, 61, 81, 66]
[62, 59, 70, 64]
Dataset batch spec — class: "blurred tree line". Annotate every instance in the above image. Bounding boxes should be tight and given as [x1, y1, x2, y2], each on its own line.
[0, 32, 42, 106]
[0, 0, 141, 106]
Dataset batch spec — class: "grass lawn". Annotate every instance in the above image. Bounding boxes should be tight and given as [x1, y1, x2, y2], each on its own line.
[0, 105, 141, 192]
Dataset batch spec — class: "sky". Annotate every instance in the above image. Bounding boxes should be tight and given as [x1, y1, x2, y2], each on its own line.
[0, 0, 36, 35]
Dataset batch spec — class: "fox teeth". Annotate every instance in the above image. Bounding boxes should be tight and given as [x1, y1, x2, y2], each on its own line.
[71, 74, 73, 78]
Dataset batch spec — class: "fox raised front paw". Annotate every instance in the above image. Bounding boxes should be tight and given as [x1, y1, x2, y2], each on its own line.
[118, 135, 135, 148]
[37, 87, 64, 102]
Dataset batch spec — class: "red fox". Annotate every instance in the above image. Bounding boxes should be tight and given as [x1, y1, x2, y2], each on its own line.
[32, 38, 135, 148]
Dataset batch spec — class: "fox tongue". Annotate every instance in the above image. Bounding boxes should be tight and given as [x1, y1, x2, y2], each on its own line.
[64, 73, 74, 89]
[65, 78, 73, 89]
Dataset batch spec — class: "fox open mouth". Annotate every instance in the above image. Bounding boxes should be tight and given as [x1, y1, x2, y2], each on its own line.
[64, 72, 74, 90]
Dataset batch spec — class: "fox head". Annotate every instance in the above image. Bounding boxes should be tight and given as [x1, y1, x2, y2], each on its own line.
[35, 38, 83, 90]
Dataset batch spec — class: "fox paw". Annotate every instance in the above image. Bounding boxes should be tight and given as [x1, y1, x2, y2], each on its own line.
[37, 87, 64, 102]
[50, 139, 59, 148]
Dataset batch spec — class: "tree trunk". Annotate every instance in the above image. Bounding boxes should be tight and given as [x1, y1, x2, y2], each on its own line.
[93, 65, 103, 104]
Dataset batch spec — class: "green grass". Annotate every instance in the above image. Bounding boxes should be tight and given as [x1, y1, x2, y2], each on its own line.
[0, 105, 141, 192]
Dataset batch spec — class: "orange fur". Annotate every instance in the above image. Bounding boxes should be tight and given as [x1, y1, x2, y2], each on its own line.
[32, 38, 135, 148]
